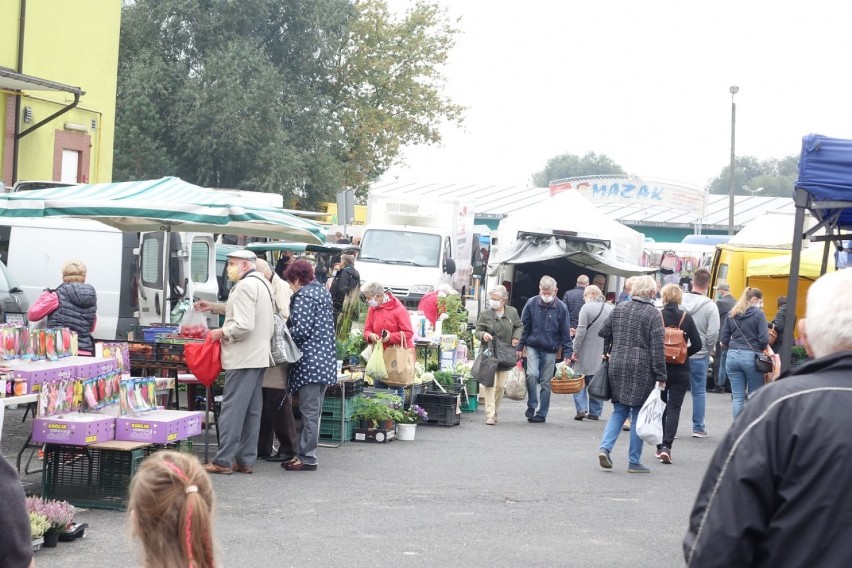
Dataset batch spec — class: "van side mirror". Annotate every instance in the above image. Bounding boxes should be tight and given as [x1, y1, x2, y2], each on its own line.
[443, 258, 456, 275]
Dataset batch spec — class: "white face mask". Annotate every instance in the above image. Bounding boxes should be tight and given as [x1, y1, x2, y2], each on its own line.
[540, 294, 554, 304]
[489, 299, 502, 310]
[368, 299, 379, 308]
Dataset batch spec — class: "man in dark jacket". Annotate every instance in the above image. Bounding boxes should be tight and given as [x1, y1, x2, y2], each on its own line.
[684, 269, 852, 567]
[710, 283, 736, 393]
[562, 274, 588, 335]
[328, 254, 360, 324]
[518, 275, 573, 423]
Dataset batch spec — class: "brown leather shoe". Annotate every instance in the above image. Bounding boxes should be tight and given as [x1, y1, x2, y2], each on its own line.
[232, 464, 253, 474]
[282, 458, 317, 471]
[204, 462, 233, 475]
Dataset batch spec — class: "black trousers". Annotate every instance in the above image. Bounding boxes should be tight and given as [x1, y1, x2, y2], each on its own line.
[257, 387, 297, 457]
[660, 379, 688, 450]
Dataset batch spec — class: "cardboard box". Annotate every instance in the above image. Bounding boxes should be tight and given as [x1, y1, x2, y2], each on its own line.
[115, 410, 203, 444]
[67, 356, 117, 379]
[10, 361, 75, 393]
[33, 412, 116, 445]
[353, 427, 395, 443]
[440, 334, 459, 352]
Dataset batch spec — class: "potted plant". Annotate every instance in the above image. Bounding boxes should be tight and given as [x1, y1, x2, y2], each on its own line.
[352, 392, 401, 430]
[26, 497, 75, 548]
[394, 404, 428, 441]
[30, 512, 50, 551]
[346, 332, 367, 366]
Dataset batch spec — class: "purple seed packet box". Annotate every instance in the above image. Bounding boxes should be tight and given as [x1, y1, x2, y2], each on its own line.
[32, 412, 117, 445]
[115, 410, 204, 444]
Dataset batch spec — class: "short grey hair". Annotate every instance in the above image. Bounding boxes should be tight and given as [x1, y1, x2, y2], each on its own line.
[592, 274, 606, 287]
[340, 254, 355, 266]
[539, 275, 557, 290]
[490, 285, 508, 300]
[577, 275, 589, 286]
[805, 269, 852, 358]
[255, 259, 273, 281]
[360, 281, 384, 297]
[630, 275, 657, 299]
[583, 285, 602, 301]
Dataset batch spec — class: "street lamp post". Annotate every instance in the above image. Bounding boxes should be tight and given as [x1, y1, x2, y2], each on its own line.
[728, 86, 739, 235]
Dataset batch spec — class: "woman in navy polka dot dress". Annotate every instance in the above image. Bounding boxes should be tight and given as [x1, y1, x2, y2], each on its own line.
[281, 259, 337, 471]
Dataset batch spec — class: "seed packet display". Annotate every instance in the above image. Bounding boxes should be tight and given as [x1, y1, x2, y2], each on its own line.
[56, 328, 73, 358]
[45, 329, 60, 361]
[1, 325, 31, 360]
[37, 379, 80, 417]
[120, 377, 157, 415]
[96, 342, 130, 374]
[84, 371, 122, 410]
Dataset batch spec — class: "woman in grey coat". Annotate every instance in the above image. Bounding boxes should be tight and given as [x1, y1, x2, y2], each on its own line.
[570, 285, 613, 421]
[597, 275, 667, 473]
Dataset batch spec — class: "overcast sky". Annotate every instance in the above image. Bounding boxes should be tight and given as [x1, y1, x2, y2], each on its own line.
[384, 1, 852, 190]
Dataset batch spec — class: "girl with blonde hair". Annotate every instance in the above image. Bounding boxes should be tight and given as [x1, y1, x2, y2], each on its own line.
[129, 451, 217, 568]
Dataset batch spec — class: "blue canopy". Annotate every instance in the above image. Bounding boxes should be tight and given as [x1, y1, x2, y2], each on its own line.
[796, 134, 852, 230]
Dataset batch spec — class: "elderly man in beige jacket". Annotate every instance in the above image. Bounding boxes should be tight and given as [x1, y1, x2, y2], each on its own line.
[195, 249, 274, 475]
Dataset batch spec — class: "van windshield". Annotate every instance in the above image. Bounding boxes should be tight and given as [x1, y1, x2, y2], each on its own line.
[360, 230, 441, 267]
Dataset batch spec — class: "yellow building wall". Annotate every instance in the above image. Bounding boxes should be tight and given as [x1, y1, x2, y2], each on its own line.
[0, 0, 120, 185]
[320, 202, 368, 225]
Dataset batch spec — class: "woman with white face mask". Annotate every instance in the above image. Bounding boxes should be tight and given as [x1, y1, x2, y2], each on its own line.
[361, 281, 414, 399]
[474, 285, 523, 425]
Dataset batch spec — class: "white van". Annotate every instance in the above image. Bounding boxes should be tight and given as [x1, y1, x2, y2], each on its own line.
[136, 231, 219, 330]
[0, 219, 220, 339]
[0, 218, 137, 340]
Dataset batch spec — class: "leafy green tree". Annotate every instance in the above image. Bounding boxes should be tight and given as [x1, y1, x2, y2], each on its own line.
[113, 0, 462, 206]
[707, 155, 797, 198]
[531, 152, 625, 187]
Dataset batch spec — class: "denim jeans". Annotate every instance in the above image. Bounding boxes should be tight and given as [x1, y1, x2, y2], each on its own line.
[715, 348, 728, 388]
[573, 375, 604, 417]
[726, 349, 766, 418]
[525, 346, 556, 418]
[689, 355, 709, 433]
[600, 402, 643, 466]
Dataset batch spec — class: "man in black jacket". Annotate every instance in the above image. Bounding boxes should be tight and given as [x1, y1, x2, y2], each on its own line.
[709, 283, 736, 393]
[684, 268, 852, 567]
[329, 254, 360, 324]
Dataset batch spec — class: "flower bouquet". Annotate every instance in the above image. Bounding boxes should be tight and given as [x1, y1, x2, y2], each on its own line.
[26, 497, 75, 547]
[394, 404, 428, 424]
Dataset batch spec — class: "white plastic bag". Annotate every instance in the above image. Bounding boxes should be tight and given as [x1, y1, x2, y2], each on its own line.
[636, 385, 666, 445]
[504, 361, 527, 401]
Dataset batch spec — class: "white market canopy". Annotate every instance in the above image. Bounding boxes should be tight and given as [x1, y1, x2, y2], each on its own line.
[0, 177, 325, 243]
[492, 189, 651, 277]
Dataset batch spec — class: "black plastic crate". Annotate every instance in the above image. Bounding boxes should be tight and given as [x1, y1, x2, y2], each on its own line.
[419, 403, 461, 427]
[325, 378, 365, 398]
[417, 391, 463, 407]
[128, 341, 158, 362]
[42, 443, 146, 511]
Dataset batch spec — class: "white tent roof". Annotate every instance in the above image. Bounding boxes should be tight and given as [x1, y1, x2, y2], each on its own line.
[727, 210, 817, 249]
[496, 189, 645, 264]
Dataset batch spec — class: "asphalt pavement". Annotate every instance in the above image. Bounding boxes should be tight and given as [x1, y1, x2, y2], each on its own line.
[2, 388, 737, 568]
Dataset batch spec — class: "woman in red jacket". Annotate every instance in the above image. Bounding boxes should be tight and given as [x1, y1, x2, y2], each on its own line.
[362, 281, 413, 399]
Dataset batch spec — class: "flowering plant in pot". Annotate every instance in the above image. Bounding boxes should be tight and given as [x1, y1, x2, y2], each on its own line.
[26, 497, 75, 547]
[393, 404, 428, 425]
[393, 405, 428, 441]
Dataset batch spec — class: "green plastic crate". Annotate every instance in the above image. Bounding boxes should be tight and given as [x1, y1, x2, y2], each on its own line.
[321, 396, 358, 420]
[319, 416, 356, 443]
[42, 444, 145, 511]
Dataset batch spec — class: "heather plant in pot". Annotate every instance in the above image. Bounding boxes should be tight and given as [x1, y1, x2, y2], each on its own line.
[26, 497, 75, 547]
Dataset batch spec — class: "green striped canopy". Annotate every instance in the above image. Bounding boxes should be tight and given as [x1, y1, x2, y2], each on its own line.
[0, 177, 324, 244]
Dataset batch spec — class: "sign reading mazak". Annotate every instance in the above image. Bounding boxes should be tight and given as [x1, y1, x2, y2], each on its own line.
[549, 175, 706, 214]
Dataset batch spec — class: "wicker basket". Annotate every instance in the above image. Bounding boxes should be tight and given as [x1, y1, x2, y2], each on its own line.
[551, 375, 585, 395]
